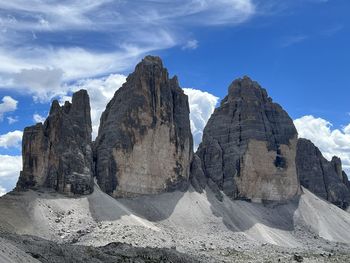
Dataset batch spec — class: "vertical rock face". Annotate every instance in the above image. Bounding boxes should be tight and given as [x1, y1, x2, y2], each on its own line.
[343, 172, 350, 190]
[193, 76, 300, 202]
[16, 90, 94, 195]
[296, 138, 350, 209]
[94, 56, 193, 197]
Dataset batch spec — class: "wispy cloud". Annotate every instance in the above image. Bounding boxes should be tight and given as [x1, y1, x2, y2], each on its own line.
[0, 0, 256, 101]
[321, 24, 343, 37]
[182, 40, 199, 50]
[7, 116, 18, 124]
[281, 34, 308, 47]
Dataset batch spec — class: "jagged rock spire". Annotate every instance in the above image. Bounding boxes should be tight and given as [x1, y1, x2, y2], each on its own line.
[16, 90, 94, 195]
[296, 138, 350, 209]
[191, 76, 300, 202]
[94, 55, 193, 197]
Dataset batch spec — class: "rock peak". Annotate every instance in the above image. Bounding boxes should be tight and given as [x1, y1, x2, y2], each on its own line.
[94, 56, 192, 197]
[296, 138, 350, 209]
[134, 55, 164, 74]
[227, 76, 269, 103]
[16, 89, 93, 195]
[142, 55, 163, 66]
[192, 78, 300, 202]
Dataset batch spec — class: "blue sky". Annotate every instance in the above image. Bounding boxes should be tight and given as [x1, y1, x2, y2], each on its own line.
[0, 0, 349, 194]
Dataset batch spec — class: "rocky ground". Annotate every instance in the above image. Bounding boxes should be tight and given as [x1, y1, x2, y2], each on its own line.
[1, 185, 350, 262]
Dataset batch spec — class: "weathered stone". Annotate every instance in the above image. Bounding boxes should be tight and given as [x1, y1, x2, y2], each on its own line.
[189, 154, 207, 193]
[16, 90, 94, 195]
[343, 172, 350, 190]
[296, 138, 350, 209]
[94, 56, 193, 197]
[331, 156, 343, 180]
[193, 76, 300, 202]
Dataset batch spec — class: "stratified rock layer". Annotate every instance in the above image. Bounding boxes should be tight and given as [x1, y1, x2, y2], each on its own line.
[193, 76, 300, 202]
[296, 138, 350, 209]
[94, 56, 193, 197]
[16, 90, 93, 195]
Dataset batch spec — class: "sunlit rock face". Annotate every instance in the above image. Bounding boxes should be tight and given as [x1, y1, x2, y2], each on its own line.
[16, 90, 94, 195]
[192, 76, 300, 202]
[94, 56, 193, 197]
[296, 138, 350, 209]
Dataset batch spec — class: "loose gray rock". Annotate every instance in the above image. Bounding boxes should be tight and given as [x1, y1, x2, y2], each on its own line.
[94, 56, 193, 197]
[296, 138, 350, 209]
[16, 90, 94, 195]
[192, 76, 301, 202]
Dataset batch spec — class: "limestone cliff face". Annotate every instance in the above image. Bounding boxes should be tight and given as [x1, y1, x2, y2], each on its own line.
[16, 90, 94, 195]
[192, 76, 300, 202]
[296, 138, 350, 209]
[94, 56, 193, 197]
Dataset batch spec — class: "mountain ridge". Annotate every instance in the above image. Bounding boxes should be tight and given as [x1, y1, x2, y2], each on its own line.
[2, 55, 350, 262]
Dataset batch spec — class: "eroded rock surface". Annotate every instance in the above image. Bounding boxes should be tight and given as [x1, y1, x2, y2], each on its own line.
[94, 56, 193, 197]
[16, 90, 93, 195]
[192, 76, 300, 202]
[296, 138, 350, 209]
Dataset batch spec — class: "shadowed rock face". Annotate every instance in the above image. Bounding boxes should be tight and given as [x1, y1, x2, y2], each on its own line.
[94, 56, 193, 197]
[296, 138, 350, 209]
[16, 90, 94, 195]
[192, 76, 300, 202]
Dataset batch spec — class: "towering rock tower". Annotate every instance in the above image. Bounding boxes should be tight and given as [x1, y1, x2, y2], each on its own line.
[191, 76, 300, 202]
[16, 90, 94, 195]
[94, 56, 193, 197]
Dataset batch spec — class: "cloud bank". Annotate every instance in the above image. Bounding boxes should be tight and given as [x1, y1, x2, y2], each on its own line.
[0, 155, 22, 194]
[0, 0, 255, 102]
[294, 115, 350, 174]
[0, 130, 22, 149]
[184, 88, 219, 149]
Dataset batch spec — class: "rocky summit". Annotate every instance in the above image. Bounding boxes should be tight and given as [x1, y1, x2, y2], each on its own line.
[191, 76, 301, 202]
[296, 138, 350, 209]
[16, 90, 94, 195]
[94, 56, 193, 197]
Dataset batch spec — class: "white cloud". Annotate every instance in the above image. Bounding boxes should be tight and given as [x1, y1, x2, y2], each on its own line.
[0, 96, 18, 120]
[184, 88, 219, 150]
[33, 113, 46, 123]
[0, 0, 255, 31]
[182, 40, 199, 50]
[0, 130, 23, 149]
[7, 116, 18, 124]
[0, 155, 22, 195]
[0, 0, 256, 102]
[0, 155, 22, 178]
[294, 115, 350, 174]
[12, 68, 64, 102]
[0, 186, 6, 197]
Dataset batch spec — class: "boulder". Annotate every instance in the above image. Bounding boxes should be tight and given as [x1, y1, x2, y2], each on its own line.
[94, 56, 193, 197]
[16, 90, 93, 195]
